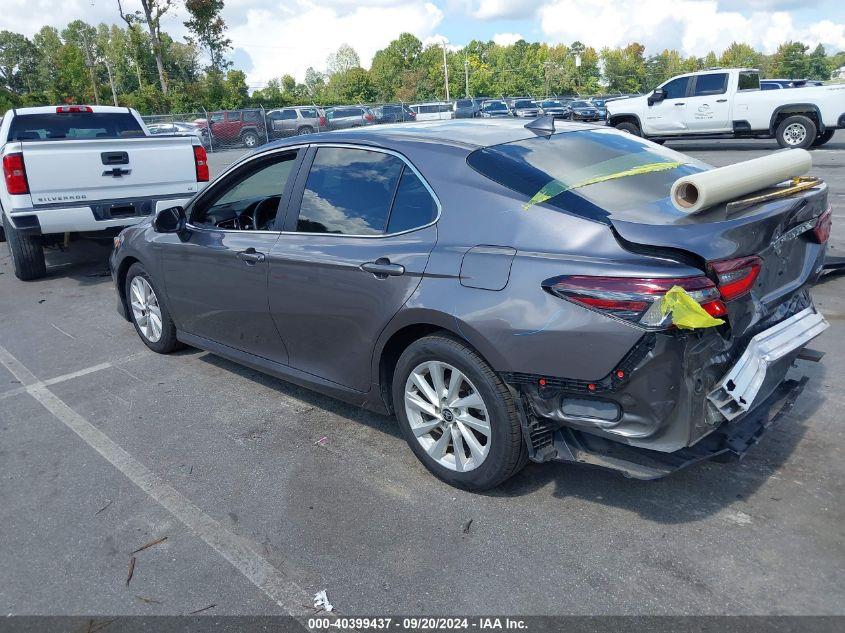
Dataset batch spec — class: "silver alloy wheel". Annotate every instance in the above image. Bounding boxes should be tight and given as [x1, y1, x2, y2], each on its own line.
[783, 122, 807, 146]
[244, 134, 257, 147]
[129, 276, 163, 343]
[404, 361, 491, 472]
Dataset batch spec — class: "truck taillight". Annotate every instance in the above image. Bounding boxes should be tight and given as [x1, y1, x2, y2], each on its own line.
[319, 116, 326, 127]
[56, 105, 93, 113]
[193, 145, 209, 182]
[812, 207, 832, 243]
[708, 256, 762, 301]
[3, 153, 29, 195]
[544, 275, 725, 330]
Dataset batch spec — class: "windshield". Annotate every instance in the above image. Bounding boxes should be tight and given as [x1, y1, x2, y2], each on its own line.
[466, 128, 709, 222]
[542, 101, 562, 107]
[592, 100, 606, 106]
[570, 101, 590, 108]
[514, 100, 536, 108]
[8, 112, 145, 141]
[483, 102, 507, 111]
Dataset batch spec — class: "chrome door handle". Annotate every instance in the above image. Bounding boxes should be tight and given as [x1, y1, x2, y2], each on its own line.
[237, 248, 265, 265]
[716, 99, 728, 103]
[674, 102, 685, 106]
[361, 259, 405, 278]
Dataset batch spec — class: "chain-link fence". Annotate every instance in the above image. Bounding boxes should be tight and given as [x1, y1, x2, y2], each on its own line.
[142, 98, 606, 153]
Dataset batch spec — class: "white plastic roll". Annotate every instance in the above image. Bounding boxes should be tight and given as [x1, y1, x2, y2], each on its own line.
[670, 149, 812, 214]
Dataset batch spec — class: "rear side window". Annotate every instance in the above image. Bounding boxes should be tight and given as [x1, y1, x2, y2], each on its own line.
[297, 148, 404, 235]
[457, 100, 473, 107]
[387, 168, 438, 233]
[280, 109, 297, 120]
[694, 73, 727, 96]
[8, 113, 144, 141]
[661, 76, 689, 99]
[466, 128, 708, 222]
[739, 72, 761, 90]
[300, 108, 317, 118]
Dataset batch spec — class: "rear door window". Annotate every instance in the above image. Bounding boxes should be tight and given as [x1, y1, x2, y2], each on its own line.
[739, 72, 761, 90]
[386, 168, 438, 233]
[693, 73, 728, 96]
[296, 147, 404, 235]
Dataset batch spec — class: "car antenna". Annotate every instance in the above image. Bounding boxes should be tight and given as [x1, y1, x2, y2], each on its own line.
[524, 114, 555, 136]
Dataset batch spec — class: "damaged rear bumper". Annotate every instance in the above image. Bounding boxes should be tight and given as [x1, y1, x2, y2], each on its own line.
[503, 297, 826, 479]
[547, 377, 807, 480]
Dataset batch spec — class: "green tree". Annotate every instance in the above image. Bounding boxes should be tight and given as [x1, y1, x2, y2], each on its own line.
[62, 21, 102, 105]
[602, 43, 646, 93]
[184, 0, 231, 73]
[326, 44, 360, 77]
[0, 31, 38, 94]
[807, 44, 831, 80]
[326, 67, 375, 103]
[370, 33, 422, 101]
[118, 0, 173, 95]
[720, 42, 762, 69]
[769, 42, 810, 78]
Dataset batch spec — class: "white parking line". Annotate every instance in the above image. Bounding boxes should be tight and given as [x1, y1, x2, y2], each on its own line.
[0, 342, 314, 615]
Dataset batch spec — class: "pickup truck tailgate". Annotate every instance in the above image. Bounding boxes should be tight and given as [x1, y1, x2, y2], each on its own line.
[22, 136, 201, 205]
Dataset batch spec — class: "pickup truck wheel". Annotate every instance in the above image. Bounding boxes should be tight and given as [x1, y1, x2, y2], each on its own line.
[776, 115, 817, 149]
[241, 131, 259, 148]
[393, 334, 528, 491]
[3, 214, 46, 281]
[812, 129, 835, 147]
[125, 263, 181, 354]
[296, 126, 314, 136]
[614, 121, 641, 136]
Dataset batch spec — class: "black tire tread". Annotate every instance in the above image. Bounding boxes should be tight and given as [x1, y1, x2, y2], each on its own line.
[775, 114, 817, 150]
[3, 213, 46, 281]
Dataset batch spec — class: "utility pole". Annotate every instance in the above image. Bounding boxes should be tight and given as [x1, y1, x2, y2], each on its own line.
[464, 55, 470, 97]
[442, 42, 450, 102]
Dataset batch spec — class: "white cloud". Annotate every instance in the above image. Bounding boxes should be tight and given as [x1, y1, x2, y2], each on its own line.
[229, 2, 444, 86]
[493, 32, 525, 46]
[538, 0, 845, 56]
[470, 1, 539, 20]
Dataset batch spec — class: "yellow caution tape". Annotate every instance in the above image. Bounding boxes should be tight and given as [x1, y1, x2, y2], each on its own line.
[523, 161, 686, 211]
[660, 286, 725, 330]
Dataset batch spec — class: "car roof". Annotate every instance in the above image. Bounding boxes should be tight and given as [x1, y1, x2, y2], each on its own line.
[12, 105, 136, 115]
[255, 119, 603, 153]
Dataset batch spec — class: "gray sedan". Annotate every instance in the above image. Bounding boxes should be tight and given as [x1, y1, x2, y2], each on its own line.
[111, 120, 829, 490]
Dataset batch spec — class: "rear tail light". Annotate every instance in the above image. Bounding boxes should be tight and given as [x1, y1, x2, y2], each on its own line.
[364, 113, 374, 122]
[319, 116, 326, 127]
[708, 256, 761, 301]
[545, 275, 725, 330]
[812, 206, 832, 243]
[3, 153, 29, 195]
[193, 145, 209, 182]
[56, 105, 93, 113]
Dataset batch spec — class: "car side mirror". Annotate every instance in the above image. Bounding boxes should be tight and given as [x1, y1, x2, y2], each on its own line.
[648, 89, 666, 105]
[153, 205, 186, 233]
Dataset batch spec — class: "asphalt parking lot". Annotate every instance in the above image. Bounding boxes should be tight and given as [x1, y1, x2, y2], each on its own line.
[1, 133, 843, 617]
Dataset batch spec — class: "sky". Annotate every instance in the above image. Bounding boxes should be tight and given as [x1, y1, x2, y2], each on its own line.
[3, 0, 845, 89]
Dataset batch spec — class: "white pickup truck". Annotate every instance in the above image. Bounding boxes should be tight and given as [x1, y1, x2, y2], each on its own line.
[1, 105, 209, 280]
[606, 68, 845, 149]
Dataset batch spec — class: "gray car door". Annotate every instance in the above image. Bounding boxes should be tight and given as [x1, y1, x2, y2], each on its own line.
[158, 148, 304, 362]
[268, 145, 439, 391]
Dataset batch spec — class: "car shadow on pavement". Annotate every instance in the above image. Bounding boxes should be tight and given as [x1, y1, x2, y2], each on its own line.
[199, 347, 824, 525]
[197, 353, 402, 440]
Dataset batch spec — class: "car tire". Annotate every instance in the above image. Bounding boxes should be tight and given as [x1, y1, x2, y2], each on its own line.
[614, 121, 641, 136]
[241, 131, 260, 148]
[812, 129, 835, 147]
[3, 213, 46, 281]
[296, 126, 314, 136]
[775, 115, 817, 149]
[124, 262, 182, 354]
[392, 334, 527, 491]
